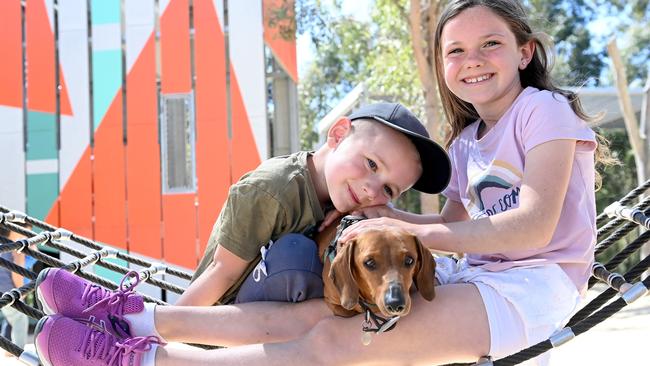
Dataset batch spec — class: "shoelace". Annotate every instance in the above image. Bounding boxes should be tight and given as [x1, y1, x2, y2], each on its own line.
[77, 324, 163, 366]
[82, 271, 142, 317]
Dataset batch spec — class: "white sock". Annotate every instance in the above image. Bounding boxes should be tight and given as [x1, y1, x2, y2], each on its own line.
[124, 303, 165, 341]
[141, 343, 158, 366]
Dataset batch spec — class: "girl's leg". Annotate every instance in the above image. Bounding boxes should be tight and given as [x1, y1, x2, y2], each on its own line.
[155, 283, 490, 366]
[154, 298, 331, 346]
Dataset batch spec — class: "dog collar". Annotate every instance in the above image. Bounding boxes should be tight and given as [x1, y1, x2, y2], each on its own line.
[359, 299, 400, 334]
[325, 215, 366, 263]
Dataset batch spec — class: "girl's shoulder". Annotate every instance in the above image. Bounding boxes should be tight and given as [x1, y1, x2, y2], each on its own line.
[517, 87, 573, 113]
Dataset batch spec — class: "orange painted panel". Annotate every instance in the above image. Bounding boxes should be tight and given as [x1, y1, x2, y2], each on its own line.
[160, 0, 191, 93]
[44, 199, 60, 228]
[57, 149, 93, 238]
[93, 94, 127, 249]
[194, 0, 230, 254]
[230, 70, 262, 182]
[26, 0, 73, 115]
[0, 1, 22, 108]
[162, 194, 197, 269]
[126, 36, 162, 259]
[160, 0, 197, 269]
[262, 0, 298, 82]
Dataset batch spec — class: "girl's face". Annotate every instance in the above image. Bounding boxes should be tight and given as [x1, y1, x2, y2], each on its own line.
[440, 6, 534, 120]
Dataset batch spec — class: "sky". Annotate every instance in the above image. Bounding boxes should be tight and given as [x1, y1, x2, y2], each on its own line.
[297, 0, 370, 79]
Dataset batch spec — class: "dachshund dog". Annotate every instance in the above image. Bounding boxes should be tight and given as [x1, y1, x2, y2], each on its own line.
[314, 216, 436, 318]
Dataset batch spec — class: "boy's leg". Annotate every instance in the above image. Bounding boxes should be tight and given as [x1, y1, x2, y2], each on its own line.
[154, 298, 331, 346]
[235, 233, 323, 303]
[153, 284, 490, 366]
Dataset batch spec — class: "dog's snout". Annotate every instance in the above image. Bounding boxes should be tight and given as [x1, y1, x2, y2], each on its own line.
[384, 284, 406, 314]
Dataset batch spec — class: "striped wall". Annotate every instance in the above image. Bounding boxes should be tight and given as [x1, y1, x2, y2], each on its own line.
[0, 0, 298, 276]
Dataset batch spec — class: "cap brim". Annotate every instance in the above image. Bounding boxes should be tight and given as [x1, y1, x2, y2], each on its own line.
[371, 116, 451, 194]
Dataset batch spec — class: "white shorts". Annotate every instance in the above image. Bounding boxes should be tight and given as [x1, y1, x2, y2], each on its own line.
[435, 257, 581, 365]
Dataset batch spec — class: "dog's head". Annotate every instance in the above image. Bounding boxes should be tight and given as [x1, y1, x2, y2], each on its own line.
[329, 227, 436, 317]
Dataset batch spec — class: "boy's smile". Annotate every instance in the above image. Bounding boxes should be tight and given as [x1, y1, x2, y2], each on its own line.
[319, 118, 422, 213]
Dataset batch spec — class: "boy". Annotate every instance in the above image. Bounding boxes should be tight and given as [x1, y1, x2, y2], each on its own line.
[174, 102, 451, 306]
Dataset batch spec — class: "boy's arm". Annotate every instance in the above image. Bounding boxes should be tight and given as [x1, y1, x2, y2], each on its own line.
[175, 245, 249, 306]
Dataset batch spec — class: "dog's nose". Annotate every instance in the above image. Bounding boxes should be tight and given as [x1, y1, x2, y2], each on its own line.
[384, 284, 406, 314]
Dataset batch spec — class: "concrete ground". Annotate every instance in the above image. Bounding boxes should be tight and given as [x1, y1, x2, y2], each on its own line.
[2, 285, 649, 365]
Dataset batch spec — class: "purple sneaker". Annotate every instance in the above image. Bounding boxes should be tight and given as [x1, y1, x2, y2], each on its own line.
[36, 268, 145, 338]
[35, 315, 163, 366]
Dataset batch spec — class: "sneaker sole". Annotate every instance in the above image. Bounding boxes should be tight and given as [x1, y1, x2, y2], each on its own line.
[34, 316, 53, 366]
[35, 268, 57, 315]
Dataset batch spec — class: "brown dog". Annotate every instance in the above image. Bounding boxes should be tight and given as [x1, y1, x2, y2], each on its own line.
[314, 218, 436, 318]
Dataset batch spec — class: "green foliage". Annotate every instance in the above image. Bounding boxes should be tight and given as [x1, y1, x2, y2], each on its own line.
[595, 129, 638, 213]
[595, 0, 650, 85]
[594, 128, 640, 274]
[526, 0, 605, 86]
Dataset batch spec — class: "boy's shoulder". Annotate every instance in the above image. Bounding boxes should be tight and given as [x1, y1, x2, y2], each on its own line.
[237, 150, 313, 194]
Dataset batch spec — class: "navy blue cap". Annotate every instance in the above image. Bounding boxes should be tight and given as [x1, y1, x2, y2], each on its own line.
[348, 103, 451, 194]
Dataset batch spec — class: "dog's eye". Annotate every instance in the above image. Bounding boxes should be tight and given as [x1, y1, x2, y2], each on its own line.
[404, 256, 414, 266]
[364, 259, 376, 270]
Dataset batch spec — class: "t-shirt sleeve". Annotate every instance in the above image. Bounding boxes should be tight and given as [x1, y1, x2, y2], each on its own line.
[208, 183, 285, 261]
[520, 92, 596, 153]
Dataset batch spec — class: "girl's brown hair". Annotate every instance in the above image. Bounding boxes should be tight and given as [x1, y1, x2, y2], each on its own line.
[433, 0, 615, 187]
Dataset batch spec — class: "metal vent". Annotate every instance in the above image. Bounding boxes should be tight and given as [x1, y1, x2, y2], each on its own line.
[161, 93, 196, 193]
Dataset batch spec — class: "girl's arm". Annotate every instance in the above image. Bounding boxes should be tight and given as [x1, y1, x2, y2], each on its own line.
[340, 139, 576, 254]
[175, 245, 249, 306]
[349, 198, 470, 225]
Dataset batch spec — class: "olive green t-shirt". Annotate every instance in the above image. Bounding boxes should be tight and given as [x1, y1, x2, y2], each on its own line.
[192, 151, 325, 304]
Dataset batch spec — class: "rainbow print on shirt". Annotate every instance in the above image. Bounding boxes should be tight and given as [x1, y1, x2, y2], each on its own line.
[466, 160, 523, 219]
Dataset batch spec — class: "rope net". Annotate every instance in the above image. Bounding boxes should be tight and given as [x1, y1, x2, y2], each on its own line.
[1, 179, 649, 365]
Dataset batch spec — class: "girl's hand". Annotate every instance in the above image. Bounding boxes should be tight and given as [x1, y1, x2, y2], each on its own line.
[337, 217, 418, 244]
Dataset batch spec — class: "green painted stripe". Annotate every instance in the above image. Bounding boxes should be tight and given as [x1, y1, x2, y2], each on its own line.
[92, 50, 122, 130]
[93, 252, 130, 285]
[26, 173, 58, 220]
[91, 0, 121, 24]
[26, 111, 57, 160]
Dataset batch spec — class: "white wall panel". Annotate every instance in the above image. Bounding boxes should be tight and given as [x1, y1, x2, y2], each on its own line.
[228, 0, 268, 159]
[0, 107, 25, 212]
[125, 0, 155, 72]
[58, 0, 90, 185]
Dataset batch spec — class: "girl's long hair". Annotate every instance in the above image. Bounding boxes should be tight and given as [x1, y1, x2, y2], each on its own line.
[433, 0, 615, 187]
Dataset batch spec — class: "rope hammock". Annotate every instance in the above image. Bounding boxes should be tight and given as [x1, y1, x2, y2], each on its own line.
[1, 180, 649, 366]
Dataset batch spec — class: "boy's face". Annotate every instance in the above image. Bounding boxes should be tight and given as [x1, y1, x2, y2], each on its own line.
[324, 118, 422, 213]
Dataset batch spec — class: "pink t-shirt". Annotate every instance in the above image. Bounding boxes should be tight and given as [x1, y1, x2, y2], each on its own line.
[443, 87, 597, 293]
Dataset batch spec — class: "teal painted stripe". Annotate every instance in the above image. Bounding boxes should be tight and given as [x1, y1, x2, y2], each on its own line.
[94, 253, 130, 285]
[92, 50, 122, 130]
[26, 111, 57, 160]
[91, 0, 121, 24]
[26, 173, 58, 220]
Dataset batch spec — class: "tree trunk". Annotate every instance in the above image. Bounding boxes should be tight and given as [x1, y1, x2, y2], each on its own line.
[408, 0, 444, 214]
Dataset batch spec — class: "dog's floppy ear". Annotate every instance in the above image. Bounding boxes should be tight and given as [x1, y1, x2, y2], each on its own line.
[329, 240, 359, 310]
[414, 236, 436, 301]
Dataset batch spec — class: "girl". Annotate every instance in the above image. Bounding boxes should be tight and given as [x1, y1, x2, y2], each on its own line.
[33, 0, 611, 365]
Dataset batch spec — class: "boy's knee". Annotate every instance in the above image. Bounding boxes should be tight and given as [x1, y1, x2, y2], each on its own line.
[235, 234, 324, 303]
